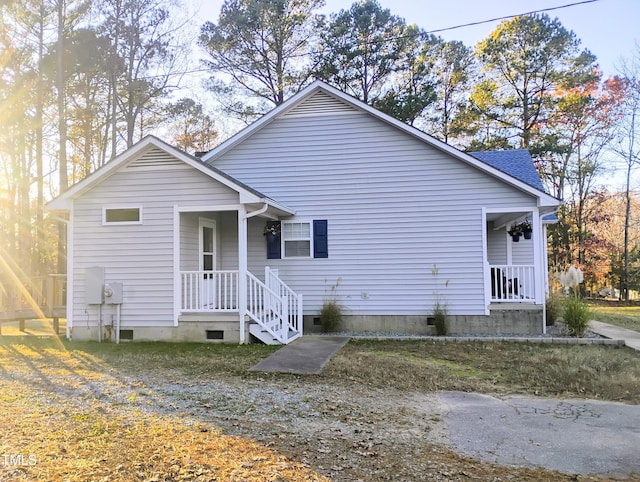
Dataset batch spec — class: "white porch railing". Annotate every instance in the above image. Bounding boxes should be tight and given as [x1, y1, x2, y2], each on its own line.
[246, 272, 289, 343]
[489, 265, 535, 302]
[265, 267, 303, 338]
[181, 270, 239, 312]
[180, 268, 302, 344]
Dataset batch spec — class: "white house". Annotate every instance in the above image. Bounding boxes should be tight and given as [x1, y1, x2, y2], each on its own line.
[47, 81, 561, 344]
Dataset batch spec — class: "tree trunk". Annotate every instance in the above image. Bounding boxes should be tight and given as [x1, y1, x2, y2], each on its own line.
[57, 0, 68, 274]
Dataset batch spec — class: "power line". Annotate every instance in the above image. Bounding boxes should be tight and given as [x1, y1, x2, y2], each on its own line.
[426, 0, 601, 35]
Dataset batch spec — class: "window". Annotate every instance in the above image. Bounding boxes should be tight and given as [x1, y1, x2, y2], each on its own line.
[266, 219, 328, 259]
[103, 207, 142, 225]
[283, 222, 311, 258]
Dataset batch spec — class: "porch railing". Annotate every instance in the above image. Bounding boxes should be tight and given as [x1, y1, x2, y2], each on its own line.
[489, 265, 535, 302]
[180, 270, 239, 312]
[265, 267, 303, 338]
[180, 269, 302, 344]
[246, 272, 289, 344]
[0, 274, 66, 320]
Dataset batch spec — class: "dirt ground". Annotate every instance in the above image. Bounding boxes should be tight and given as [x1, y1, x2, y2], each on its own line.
[130, 375, 623, 481]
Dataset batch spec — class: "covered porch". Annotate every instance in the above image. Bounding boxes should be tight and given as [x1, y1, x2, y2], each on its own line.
[175, 204, 302, 344]
[484, 208, 552, 308]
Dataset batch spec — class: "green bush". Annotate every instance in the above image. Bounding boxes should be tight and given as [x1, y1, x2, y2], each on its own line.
[563, 296, 593, 337]
[545, 291, 564, 326]
[320, 300, 342, 333]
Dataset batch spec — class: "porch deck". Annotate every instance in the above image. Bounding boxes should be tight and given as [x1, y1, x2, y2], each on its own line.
[180, 268, 303, 344]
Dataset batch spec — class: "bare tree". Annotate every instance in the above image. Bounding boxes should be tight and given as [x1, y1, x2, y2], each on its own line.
[613, 57, 640, 300]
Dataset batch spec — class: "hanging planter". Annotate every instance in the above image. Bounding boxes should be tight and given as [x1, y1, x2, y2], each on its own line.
[508, 225, 522, 242]
[509, 220, 532, 242]
[263, 221, 281, 237]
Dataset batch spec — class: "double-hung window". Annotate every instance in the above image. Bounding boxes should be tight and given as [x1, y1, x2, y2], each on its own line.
[282, 222, 311, 258]
[266, 220, 328, 259]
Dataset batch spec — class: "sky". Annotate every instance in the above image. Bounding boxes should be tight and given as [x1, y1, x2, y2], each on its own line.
[189, 0, 640, 188]
[193, 0, 638, 79]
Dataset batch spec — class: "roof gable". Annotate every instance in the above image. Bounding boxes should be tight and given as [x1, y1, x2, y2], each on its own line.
[46, 136, 293, 213]
[203, 81, 560, 209]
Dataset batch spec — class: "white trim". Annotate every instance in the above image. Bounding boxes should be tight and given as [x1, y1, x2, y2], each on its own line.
[482, 208, 490, 316]
[102, 205, 143, 225]
[281, 220, 313, 259]
[66, 202, 74, 339]
[238, 206, 248, 344]
[198, 218, 217, 271]
[173, 206, 180, 327]
[178, 204, 243, 213]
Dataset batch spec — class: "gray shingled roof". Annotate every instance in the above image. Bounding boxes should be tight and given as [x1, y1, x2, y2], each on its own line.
[469, 149, 546, 193]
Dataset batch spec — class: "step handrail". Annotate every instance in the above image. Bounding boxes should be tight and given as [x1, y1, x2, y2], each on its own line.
[265, 267, 303, 338]
[246, 272, 288, 344]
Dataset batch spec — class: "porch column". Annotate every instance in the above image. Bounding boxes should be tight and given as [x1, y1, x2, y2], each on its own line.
[237, 206, 247, 344]
[532, 209, 545, 333]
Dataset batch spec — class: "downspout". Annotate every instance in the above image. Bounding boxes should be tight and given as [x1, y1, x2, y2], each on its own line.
[533, 209, 545, 334]
[238, 203, 270, 344]
[64, 206, 73, 340]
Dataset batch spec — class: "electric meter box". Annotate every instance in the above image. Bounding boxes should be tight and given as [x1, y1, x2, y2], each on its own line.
[104, 282, 123, 305]
[86, 267, 105, 304]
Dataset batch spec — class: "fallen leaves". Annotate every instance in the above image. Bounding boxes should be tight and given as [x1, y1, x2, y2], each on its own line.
[0, 341, 328, 482]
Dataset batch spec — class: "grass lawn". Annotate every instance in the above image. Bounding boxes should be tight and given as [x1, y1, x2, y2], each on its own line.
[323, 339, 640, 403]
[591, 303, 640, 332]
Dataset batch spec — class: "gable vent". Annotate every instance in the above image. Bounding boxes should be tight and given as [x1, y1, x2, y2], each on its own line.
[127, 147, 185, 169]
[283, 91, 358, 118]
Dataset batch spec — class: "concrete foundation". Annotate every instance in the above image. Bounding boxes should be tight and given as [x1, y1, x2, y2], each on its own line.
[304, 304, 544, 336]
[68, 304, 544, 343]
[69, 313, 245, 343]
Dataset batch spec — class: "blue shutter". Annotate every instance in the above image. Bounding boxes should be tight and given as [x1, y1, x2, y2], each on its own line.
[313, 220, 328, 258]
[266, 221, 281, 259]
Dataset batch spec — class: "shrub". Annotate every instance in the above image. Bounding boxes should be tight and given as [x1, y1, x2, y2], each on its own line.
[563, 296, 593, 337]
[433, 301, 448, 336]
[320, 300, 342, 333]
[431, 264, 449, 336]
[545, 291, 564, 326]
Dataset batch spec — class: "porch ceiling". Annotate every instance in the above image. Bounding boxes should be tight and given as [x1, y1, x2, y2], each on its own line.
[488, 211, 532, 230]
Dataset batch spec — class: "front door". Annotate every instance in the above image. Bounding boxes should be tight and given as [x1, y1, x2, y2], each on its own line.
[199, 218, 216, 309]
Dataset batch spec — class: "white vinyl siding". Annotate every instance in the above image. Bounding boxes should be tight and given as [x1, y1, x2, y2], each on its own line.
[215, 92, 539, 316]
[72, 149, 240, 328]
[512, 235, 534, 265]
[487, 225, 508, 265]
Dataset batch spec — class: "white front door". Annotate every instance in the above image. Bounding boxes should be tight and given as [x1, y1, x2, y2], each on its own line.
[199, 218, 216, 309]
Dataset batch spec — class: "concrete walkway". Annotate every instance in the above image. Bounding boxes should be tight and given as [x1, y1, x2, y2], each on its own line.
[590, 320, 640, 351]
[249, 336, 351, 374]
